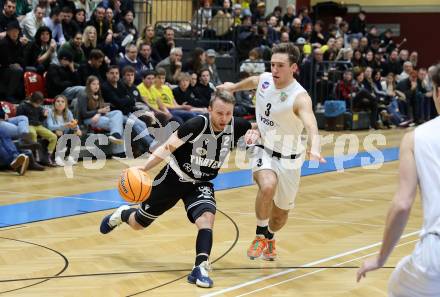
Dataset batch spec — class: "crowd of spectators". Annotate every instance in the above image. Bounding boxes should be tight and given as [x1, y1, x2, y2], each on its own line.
[0, 0, 437, 175]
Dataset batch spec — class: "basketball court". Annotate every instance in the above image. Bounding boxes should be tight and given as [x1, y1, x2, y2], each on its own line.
[0, 128, 422, 297]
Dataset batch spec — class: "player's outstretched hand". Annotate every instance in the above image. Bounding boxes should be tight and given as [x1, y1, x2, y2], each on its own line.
[357, 256, 384, 282]
[307, 151, 326, 163]
[216, 82, 236, 93]
[244, 129, 260, 145]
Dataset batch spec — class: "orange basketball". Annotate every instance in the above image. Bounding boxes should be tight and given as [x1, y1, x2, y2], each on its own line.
[118, 168, 152, 203]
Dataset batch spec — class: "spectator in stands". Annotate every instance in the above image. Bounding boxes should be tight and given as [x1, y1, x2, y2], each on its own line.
[99, 22, 118, 65]
[58, 31, 85, 66]
[409, 51, 418, 68]
[155, 46, 182, 85]
[116, 9, 137, 46]
[288, 17, 302, 43]
[81, 25, 97, 58]
[301, 48, 332, 104]
[30, 0, 52, 17]
[78, 49, 108, 84]
[0, 129, 29, 175]
[233, 71, 255, 117]
[118, 43, 142, 83]
[398, 49, 409, 66]
[46, 51, 79, 98]
[298, 6, 312, 26]
[183, 47, 206, 75]
[266, 16, 280, 45]
[310, 20, 325, 47]
[240, 47, 265, 76]
[214, 0, 232, 15]
[101, 65, 156, 149]
[365, 50, 379, 69]
[136, 69, 173, 125]
[43, 7, 65, 45]
[192, 68, 215, 108]
[25, 26, 57, 73]
[105, 7, 116, 33]
[152, 26, 175, 62]
[204, 48, 221, 86]
[279, 31, 289, 43]
[230, 3, 241, 26]
[173, 72, 196, 105]
[72, 8, 86, 32]
[379, 29, 395, 53]
[152, 67, 198, 123]
[86, 6, 109, 45]
[17, 92, 58, 165]
[282, 4, 295, 28]
[45, 94, 81, 165]
[172, 72, 208, 113]
[0, 21, 24, 103]
[398, 61, 414, 82]
[397, 70, 427, 124]
[0, 0, 17, 37]
[61, 7, 77, 40]
[335, 70, 354, 107]
[349, 10, 366, 37]
[381, 50, 401, 76]
[350, 37, 359, 51]
[352, 49, 366, 68]
[137, 42, 156, 71]
[359, 36, 369, 53]
[20, 5, 45, 40]
[321, 37, 337, 61]
[251, 1, 265, 25]
[0, 101, 33, 145]
[192, 0, 213, 33]
[77, 75, 125, 156]
[190, 72, 198, 87]
[352, 67, 380, 128]
[136, 24, 154, 47]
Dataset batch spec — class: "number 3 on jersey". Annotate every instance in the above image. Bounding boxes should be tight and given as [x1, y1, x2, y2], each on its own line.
[265, 103, 272, 117]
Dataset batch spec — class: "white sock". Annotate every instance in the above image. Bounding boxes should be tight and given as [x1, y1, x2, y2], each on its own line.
[256, 219, 269, 227]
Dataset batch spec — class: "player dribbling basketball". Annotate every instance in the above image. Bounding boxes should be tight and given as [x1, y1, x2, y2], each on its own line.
[100, 90, 254, 288]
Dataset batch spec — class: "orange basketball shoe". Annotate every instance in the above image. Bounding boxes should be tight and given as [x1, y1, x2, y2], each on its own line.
[262, 239, 277, 261]
[247, 235, 267, 260]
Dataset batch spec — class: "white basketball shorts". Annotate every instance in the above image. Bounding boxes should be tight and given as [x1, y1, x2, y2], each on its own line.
[250, 146, 304, 210]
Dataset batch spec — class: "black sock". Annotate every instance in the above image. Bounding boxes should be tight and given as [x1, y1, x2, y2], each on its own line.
[266, 229, 274, 240]
[121, 208, 137, 223]
[256, 225, 268, 237]
[195, 228, 212, 266]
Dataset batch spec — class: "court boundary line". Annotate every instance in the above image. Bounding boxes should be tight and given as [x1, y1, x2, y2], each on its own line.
[233, 238, 419, 297]
[201, 230, 420, 297]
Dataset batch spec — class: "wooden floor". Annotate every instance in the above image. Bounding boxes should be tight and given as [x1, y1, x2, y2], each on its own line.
[0, 128, 422, 297]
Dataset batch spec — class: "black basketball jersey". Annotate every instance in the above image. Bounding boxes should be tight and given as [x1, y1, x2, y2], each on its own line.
[173, 114, 252, 181]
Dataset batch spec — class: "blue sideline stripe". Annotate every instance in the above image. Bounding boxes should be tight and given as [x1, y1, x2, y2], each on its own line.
[0, 147, 399, 227]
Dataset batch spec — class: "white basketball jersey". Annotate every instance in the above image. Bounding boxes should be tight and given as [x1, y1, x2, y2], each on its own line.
[414, 116, 440, 237]
[255, 72, 307, 155]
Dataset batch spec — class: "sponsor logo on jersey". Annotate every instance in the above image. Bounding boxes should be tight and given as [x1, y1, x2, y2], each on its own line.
[259, 115, 275, 126]
[195, 147, 208, 156]
[190, 155, 221, 169]
[262, 81, 270, 89]
[280, 91, 288, 102]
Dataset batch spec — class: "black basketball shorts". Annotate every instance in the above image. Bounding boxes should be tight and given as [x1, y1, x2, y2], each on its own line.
[134, 165, 216, 228]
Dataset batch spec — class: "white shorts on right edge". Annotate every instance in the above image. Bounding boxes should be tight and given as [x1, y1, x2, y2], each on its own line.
[388, 234, 440, 297]
[251, 147, 304, 210]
